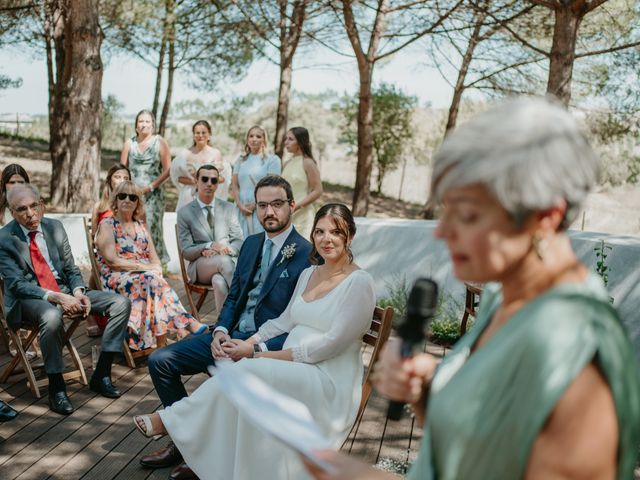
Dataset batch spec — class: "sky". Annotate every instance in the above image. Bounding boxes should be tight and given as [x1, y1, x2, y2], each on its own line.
[0, 43, 456, 117]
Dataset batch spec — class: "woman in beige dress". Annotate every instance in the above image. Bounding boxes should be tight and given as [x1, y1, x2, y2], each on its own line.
[282, 127, 322, 239]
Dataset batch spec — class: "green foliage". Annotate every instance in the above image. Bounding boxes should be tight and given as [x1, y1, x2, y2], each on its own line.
[377, 274, 411, 325]
[594, 239, 613, 287]
[429, 318, 461, 347]
[0, 73, 21, 90]
[339, 83, 418, 193]
[429, 288, 465, 346]
[594, 239, 614, 304]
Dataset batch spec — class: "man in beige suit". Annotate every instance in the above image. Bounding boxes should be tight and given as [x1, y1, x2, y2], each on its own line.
[177, 165, 243, 314]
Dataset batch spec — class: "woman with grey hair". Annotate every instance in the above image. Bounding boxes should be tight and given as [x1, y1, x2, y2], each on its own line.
[304, 97, 640, 480]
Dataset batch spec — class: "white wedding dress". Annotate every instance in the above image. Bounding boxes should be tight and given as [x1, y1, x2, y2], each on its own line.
[158, 266, 376, 480]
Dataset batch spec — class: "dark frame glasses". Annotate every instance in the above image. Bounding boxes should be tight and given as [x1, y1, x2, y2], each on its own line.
[116, 192, 139, 202]
[199, 175, 219, 185]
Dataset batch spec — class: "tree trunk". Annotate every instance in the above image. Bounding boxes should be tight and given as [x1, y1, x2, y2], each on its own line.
[274, 62, 293, 160]
[398, 155, 407, 200]
[158, 0, 175, 137]
[159, 45, 174, 137]
[352, 65, 375, 216]
[64, 0, 103, 211]
[445, 6, 487, 132]
[546, 6, 582, 106]
[342, 0, 388, 217]
[274, 0, 307, 160]
[47, 0, 69, 207]
[376, 164, 384, 194]
[151, 38, 166, 121]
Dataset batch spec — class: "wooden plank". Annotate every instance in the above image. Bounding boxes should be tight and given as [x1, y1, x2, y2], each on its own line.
[78, 374, 205, 480]
[31, 368, 154, 480]
[0, 361, 138, 478]
[9, 365, 148, 480]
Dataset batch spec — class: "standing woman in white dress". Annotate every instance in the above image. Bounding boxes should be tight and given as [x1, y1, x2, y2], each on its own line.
[231, 125, 281, 237]
[171, 120, 229, 210]
[133, 203, 376, 480]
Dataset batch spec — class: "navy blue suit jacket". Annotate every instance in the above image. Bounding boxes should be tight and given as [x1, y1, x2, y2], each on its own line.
[216, 227, 312, 350]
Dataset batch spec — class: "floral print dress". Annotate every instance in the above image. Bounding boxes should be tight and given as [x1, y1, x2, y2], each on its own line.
[97, 217, 195, 350]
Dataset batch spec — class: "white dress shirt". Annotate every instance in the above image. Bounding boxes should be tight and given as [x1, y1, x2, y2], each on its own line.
[20, 223, 84, 299]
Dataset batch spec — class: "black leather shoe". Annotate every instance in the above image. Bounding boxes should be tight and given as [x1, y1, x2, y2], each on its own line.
[0, 400, 18, 422]
[89, 376, 121, 398]
[170, 462, 199, 480]
[140, 441, 183, 469]
[49, 391, 74, 415]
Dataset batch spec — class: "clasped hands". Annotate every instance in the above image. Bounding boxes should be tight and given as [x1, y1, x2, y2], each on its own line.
[202, 242, 232, 257]
[210, 331, 253, 361]
[48, 290, 91, 318]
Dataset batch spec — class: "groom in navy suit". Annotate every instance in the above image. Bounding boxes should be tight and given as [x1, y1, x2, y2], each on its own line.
[141, 175, 313, 479]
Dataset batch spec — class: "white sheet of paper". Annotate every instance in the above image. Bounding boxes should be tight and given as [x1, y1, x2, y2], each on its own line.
[209, 363, 337, 474]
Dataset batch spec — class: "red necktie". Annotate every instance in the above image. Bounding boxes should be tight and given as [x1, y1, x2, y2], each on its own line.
[28, 231, 60, 292]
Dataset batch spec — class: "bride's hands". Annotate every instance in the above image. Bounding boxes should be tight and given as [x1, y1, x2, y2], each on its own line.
[221, 339, 253, 361]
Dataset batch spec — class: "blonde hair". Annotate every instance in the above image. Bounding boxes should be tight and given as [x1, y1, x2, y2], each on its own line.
[110, 181, 145, 221]
[242, 125, 269, 161]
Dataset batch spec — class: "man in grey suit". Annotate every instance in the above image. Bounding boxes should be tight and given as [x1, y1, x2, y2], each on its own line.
[0, 185, 130, 415]
[177, 164, 243, 314]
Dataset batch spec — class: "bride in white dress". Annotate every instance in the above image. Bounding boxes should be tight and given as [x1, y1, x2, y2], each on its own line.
[133, 203, 376, 480]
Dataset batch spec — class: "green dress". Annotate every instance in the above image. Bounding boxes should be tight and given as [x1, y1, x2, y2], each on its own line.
[409, 274, 640, 480]
[128, 135, 169, 264]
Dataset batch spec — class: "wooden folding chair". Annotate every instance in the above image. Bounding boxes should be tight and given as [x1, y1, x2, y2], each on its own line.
[343, 305, 394, 450]
[0, 280, 88, 398]
[175, 224, 216, 321]
[460, 282, 483, 335]
[83, 216, 142, 368]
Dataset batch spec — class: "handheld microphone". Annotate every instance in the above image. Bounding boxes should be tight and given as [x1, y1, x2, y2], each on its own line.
[386, 278, 438, 421]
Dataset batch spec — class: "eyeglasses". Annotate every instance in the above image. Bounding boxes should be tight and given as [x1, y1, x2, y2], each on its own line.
[12, 201, 42, 215]
[116, 193, 139, 202]
[257, 199, 290, 210]
[199, 176, 219, 185]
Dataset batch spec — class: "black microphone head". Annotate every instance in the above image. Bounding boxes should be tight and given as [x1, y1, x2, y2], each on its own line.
[397, 278, 438, 346]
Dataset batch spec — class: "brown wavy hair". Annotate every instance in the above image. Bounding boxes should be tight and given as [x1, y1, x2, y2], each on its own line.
[309, 203, 356, 264]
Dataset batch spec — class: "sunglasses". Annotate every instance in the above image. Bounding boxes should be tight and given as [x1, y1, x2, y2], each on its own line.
[117, 192, 139, 202]
[199, 175, 219, 185]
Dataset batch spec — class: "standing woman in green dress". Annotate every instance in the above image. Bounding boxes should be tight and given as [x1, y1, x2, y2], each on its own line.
[121, 110, 171, 264]
[304, 98, 640, 480]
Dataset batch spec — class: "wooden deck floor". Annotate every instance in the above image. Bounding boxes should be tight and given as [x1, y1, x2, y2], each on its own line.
[0, 276, 424, 479]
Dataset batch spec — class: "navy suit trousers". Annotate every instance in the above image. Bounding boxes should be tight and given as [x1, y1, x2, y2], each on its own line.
[148, 328, 253, 407]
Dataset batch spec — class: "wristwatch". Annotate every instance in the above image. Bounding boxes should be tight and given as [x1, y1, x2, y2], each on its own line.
[252, 343, 261, 358]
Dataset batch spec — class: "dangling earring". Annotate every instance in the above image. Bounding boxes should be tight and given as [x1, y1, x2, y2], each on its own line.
[531, 233, 548, 260]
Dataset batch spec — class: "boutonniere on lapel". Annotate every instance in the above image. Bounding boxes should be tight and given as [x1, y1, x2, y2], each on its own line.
[277, 243, 297, 266]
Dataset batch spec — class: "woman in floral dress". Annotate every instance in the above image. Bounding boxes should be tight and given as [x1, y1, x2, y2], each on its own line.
[95, 181, 206, 350]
